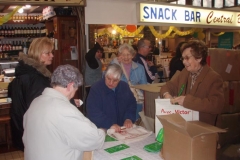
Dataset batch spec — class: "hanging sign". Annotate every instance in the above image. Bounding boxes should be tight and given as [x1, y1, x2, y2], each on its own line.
[137, 2, 240, 28]
[218, 32, 233, 49]
[42, 6, 56, 20]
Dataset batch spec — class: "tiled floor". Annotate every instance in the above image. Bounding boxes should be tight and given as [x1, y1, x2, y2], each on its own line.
[0, 151, 24, 160]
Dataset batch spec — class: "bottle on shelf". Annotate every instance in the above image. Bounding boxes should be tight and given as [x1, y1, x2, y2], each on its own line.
[0, 26, 2, 37]
[5, 41, 10, 51]
[19, 40, 23, 51]
[19, 26, 23, 37]
[41, 25, 47, 37]
[4, 26, 8, 37]
[2, 41, 7, 51]
[15, 41, 19, 50]
[12, 41, 16, 51]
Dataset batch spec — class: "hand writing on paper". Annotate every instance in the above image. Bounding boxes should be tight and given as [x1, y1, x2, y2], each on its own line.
[163, 92, 173, 99]
[170, 96, 185, 106]
[123, 119, 133, 129]
[110, 124, 121, 133]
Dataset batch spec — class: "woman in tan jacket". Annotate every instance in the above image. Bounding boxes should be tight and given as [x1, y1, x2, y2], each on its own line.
[160, 40, 224, 126]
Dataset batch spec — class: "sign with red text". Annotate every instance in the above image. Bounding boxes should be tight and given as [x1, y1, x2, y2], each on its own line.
[155, 99, 199, 137]
[138, 2, 240, 28]
[42, 6, 56, 20]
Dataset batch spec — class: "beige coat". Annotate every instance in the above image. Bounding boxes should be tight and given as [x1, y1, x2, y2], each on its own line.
[160, 65, 224, 126]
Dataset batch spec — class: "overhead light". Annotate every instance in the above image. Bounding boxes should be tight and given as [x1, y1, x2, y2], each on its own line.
[18, 8, 24, 13]
[25, 5, 31, 8]
[112, 30, 116, 35]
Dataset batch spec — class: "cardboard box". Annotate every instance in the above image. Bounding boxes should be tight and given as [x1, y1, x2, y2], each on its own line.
[216, 113, 240, 148]
[221, 81, 230, 113]
[157, 114, 226, 160]
[208, 49, 240, 81]
[132, 83, 165, 119]
[155, 99, 199, 137]
[229, 81, 240, 113]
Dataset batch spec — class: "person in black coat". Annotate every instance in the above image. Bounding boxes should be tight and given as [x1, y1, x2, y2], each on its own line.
[8, 37, 54, 151]
[169, 42, 187, 80]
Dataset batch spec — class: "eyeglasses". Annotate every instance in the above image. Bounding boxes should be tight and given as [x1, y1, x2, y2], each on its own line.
[180, 55, 193, 61]
[43, 51, 53, 56]
[143, 45, 151, 49]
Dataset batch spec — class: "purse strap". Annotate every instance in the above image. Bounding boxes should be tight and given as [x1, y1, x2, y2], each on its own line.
[120, 63, 133, 86]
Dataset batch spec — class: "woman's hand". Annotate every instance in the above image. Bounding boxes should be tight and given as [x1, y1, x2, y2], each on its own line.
[110, 124, 121, 132]
[163, 92, 173, 99]
[170, 96, 185, 106]
[123, 119, 133, 129]
[74, 99, 83, 107]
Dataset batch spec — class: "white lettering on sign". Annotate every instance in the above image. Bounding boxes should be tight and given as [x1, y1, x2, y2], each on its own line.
[139, 3, 240, 28]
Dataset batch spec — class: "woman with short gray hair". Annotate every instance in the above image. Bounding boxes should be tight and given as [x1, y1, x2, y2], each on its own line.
[51, 64, 83, 88]
[111, 43, 147, 121]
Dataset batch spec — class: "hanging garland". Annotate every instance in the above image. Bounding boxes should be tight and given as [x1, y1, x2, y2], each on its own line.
[148, 26, 174, 38]
[211, 32, 225, 36]
[172, 27, 198, 36]
[98, 24, 206, 39]
[97, 28, 111, 37]
[111, 24, 144, 37]
[0, 6, 21, 25]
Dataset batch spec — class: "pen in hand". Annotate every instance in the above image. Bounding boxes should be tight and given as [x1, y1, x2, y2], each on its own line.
[175, 84, 185, 105]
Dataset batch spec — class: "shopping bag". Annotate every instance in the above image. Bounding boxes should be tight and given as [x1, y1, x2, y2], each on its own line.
[155, 99, 199, 137]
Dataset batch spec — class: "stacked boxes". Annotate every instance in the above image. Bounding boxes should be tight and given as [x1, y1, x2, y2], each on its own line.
[208, 49, 240, 148]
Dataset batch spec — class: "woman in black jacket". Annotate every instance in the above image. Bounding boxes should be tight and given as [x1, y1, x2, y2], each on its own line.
[169, 42, 186, 79]
[8, 37, 54, 151]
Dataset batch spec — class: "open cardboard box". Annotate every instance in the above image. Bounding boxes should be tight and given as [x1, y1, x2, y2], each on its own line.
[156, 114, 226, 160]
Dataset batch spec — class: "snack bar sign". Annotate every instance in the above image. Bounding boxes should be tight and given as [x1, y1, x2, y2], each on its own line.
[138, 3, 240, 27]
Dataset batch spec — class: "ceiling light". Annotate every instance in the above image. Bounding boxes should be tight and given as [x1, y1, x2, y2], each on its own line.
[25, 5, 31, 8]
[18, 8, 24, 13]
[112, 30, 116, 35]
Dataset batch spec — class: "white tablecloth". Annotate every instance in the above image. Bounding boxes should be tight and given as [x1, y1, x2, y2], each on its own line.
[93, 134, 163, 160]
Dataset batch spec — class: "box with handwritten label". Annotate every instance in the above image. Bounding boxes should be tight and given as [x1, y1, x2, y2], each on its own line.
[208, 49, 240, 81]
[155, 99, 199, 137]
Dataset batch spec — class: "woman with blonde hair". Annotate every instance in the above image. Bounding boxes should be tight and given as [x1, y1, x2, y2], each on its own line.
[8, 37, 54, 151]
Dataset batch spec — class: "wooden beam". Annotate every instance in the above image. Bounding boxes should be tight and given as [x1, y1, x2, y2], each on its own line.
[0, 5, 10, 13]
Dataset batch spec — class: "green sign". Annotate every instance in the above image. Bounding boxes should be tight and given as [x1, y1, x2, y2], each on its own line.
[218, 32, 233, 49]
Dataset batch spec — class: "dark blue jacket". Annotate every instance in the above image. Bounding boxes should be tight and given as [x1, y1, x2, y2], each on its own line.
[133, 53, 157, 83]
[86, 78, 136, 129]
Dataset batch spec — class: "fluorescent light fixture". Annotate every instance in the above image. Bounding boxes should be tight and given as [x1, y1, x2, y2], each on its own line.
[25, 5, 31, 8]
[18, 8, 24, 13]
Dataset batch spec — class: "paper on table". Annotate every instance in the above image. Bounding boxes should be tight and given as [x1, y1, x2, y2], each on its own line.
[107, 125, 152, 144]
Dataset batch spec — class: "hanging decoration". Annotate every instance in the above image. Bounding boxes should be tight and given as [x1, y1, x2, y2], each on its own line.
[0, 6, 21, 25]
[111, 24, 144, 37]
[148, 26, 202, 39]
[97, 24, 207, 40]
[96, 28, 111, 37]
[211, 32, 225, 36]
[126, 25, 137, 33]
[148, 26, 174, 38]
